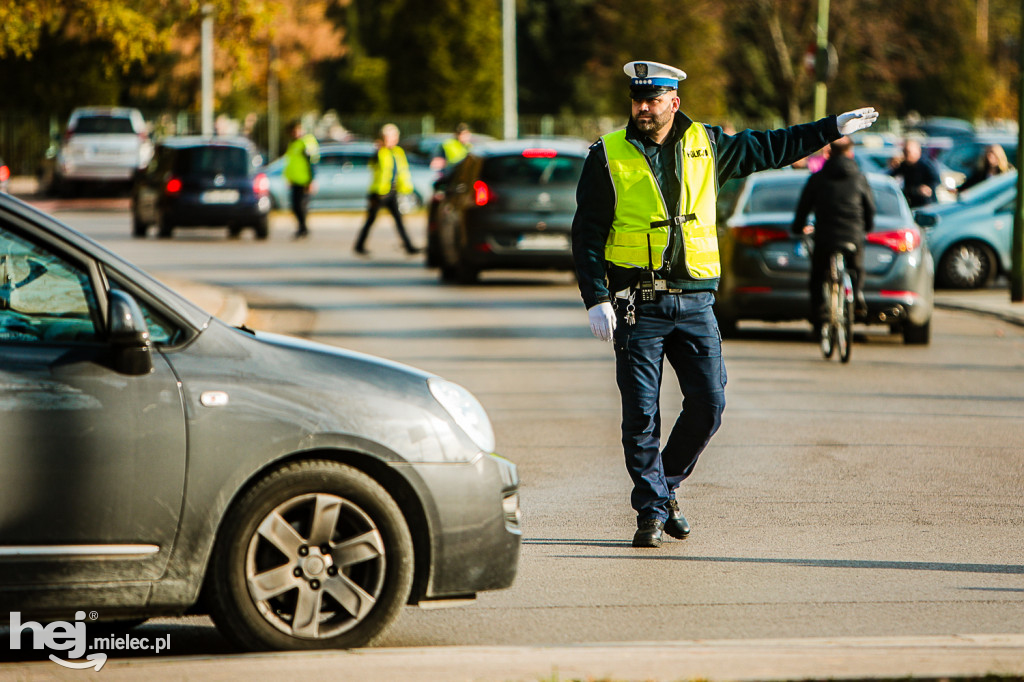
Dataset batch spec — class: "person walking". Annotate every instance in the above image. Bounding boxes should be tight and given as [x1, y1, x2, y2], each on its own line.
[571, 60, 878, 548]
[888, 138, 940, 208]
[283, 119, 320, 239]
[354, 123, 419, 255]
[791, 136, 876, 331]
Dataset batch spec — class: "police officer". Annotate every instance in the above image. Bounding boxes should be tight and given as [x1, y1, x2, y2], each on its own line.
[283, 119, 320, 240]
[432, 123, 473, 171]
[354, 123, 420, 255]
[571, 60, 878, 548]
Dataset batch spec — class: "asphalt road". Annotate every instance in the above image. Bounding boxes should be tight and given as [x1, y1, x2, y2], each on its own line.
[3, 204, 1023, 679]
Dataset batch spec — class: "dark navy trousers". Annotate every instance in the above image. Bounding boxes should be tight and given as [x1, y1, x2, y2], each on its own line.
[612, 291, 727, 524]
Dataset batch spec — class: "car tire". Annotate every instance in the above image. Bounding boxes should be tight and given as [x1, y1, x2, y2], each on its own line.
[132, 214, 149, 238]
[206, 460, 414, 652]
[254, 217, 269, 241]
[903, 319, 931, 345]
[438, 219, 478, 284]
[938, 241, 995, 289]
[157, 216, 174, 239]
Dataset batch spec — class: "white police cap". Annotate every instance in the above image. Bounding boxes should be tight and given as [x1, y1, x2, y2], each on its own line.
[623, 61, 687, 97]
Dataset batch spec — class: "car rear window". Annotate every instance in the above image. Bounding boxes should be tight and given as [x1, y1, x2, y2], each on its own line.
[175, 146, 250, 177]
[481, 154, 584, 185]
[73, 116, 136, 134]
[744, 176, 904, 218]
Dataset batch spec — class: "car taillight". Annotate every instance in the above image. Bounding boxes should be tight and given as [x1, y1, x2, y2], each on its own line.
[166, 177, 182, 194]
[253, 173, 269, 196]
[867, 227, 921, 253]
[733, 225, 790, 247]
[522, 148, 557, 158]
[0, 165, 9, 183]
[473, 180, 491, 206]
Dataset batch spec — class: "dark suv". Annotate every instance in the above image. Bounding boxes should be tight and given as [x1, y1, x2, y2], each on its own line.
[131, 136, 270, 239]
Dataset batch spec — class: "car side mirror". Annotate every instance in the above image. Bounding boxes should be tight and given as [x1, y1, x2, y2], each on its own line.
[109, 290, 154, 375]
[913, 212, 938, 229]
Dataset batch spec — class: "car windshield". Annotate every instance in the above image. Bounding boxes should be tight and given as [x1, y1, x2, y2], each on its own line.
[481, 154, 584, 185]
[176, 146, 250, 177]
[744, 176, 904, 218]
[73, 116, 135, 134]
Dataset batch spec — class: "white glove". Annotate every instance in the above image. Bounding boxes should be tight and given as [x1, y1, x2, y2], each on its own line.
[837, 107, 879, 135]
[587, 302, 616, 342]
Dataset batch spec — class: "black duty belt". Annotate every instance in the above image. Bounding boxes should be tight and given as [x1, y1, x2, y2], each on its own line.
[615, 280, 683, 298]
[649, 213, 697, 228]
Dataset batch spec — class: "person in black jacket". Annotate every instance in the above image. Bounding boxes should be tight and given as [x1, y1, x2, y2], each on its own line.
[572, 59, 880, 548]
[888, 138, 940, 207]
[792, 136, 876, 330]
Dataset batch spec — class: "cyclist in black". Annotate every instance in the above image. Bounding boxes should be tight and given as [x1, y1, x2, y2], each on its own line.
[792, 136, 875, 333]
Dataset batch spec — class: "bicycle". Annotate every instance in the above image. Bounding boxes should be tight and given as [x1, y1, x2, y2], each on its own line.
[817, 240, 856, 363]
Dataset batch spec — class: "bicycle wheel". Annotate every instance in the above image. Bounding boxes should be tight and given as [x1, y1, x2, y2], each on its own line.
[820, 281, 836, 359]
[838, 284, 853, 363]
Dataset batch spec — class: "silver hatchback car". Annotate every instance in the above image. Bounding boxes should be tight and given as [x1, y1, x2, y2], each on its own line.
[0, 192, 520, 652]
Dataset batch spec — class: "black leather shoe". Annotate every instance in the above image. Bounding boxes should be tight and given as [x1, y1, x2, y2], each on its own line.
[665, 500, 690, 539]
[632, 518, 664, 548]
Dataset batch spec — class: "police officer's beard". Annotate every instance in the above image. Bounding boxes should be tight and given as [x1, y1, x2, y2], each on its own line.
[633, 107, 673, 138]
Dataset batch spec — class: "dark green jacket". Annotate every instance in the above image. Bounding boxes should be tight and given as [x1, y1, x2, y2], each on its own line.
[571, 111, 840, 309]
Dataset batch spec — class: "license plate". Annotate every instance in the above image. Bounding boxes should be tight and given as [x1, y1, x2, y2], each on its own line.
[201, 190, 240, 204]
[517, 233, 569, 251]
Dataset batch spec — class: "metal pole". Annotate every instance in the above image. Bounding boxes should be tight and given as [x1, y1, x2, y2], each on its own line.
[813, 0, 830, 120]
[502, 0, 518, 140]
[201, 4, 214, 136]
[1012, 0, 1024, 301]
[268, 44, 280, 158]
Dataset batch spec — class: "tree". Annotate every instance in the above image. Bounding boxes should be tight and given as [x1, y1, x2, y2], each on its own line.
[322, 0, 501, 124]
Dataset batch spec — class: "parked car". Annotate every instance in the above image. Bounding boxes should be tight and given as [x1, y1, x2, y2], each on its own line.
[715, 169, 934, 344]
[131, 136, 270, 239]
[938, 134, 1018, 178]
[400, 132, 496, 166]
[915, 170, 1017, 289]
[264, 142, 437, 214]
[853, 146, 961, 203]
[46, 106, 154, 195]
[0, 156, 9, 194]
[0, 191, 520, 650]
[905, 116, 976, 140]
[427, 138, 589, 283]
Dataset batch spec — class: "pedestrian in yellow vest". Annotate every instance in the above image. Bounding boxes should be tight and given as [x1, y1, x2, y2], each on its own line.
[283, 119, 319, 239]
[430, 123, 473, 171]
[572, 60, 879, 548]
[354, 124, 420, 255]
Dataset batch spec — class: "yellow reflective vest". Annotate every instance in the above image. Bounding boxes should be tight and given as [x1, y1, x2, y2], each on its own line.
[369, 146, 414, 196]
[601, 124, 721, 280]
[441, 138, 469, 165]
[283, 133, 319, 186]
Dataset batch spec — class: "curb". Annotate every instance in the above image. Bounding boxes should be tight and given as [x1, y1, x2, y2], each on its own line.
[934, 299, 1024, 328]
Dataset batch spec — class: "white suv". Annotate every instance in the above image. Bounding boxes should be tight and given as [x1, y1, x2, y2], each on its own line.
[52, 107, 153, 193]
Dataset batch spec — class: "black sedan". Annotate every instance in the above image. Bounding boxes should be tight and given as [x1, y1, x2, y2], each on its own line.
[0, 192, 520, 652]
[714, 169, 934, 344]
[428, 138, 589, 283]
